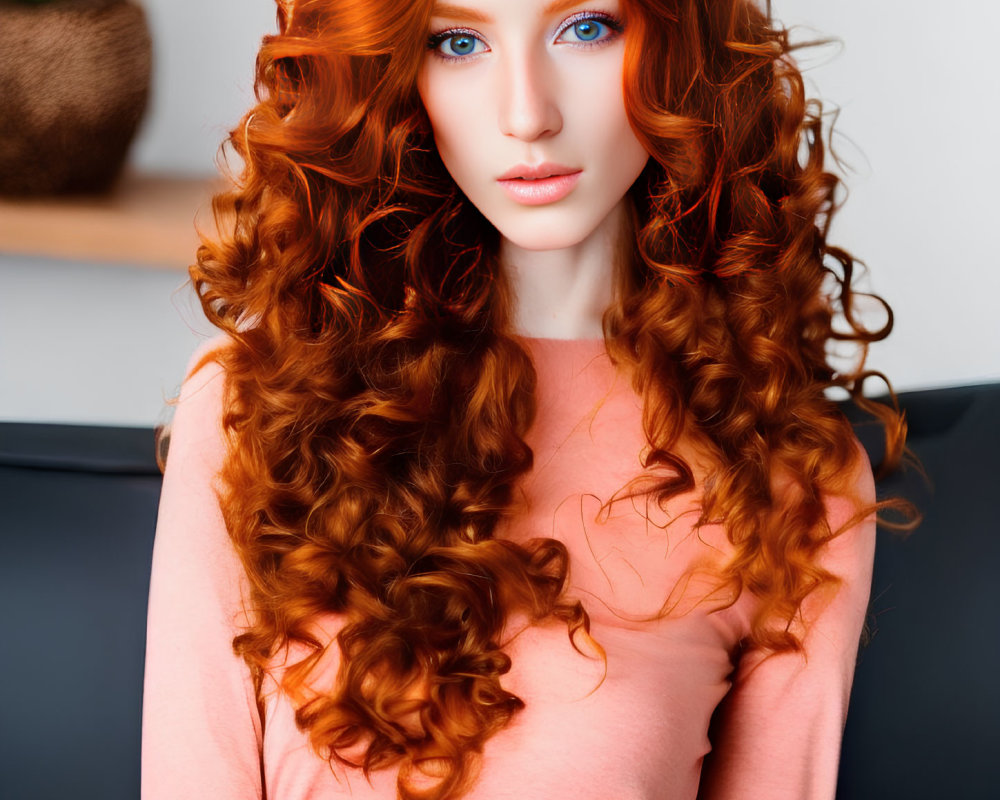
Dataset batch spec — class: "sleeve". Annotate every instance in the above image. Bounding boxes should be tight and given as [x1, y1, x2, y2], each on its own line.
[697, 445, 877, 800]
[141, 339, 265, 799]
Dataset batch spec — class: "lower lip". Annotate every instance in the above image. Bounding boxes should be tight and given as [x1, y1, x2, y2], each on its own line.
[497, 171, 582, 206]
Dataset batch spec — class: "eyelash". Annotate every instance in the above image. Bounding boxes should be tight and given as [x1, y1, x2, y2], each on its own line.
[426, 11, 625, 63]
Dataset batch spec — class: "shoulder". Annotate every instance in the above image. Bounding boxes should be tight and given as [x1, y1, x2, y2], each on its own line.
[768, 433, 875, 540]
[824, 437, 876, 557]
[799, 437, 877, 632]
[162, 334, 232, 470]
[151, 334, 250, 629]
[176, 334, 230, 414]
[824, 436, 876, 536]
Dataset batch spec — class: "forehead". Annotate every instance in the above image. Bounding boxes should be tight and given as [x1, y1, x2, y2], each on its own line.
[429, 0, 604, 22]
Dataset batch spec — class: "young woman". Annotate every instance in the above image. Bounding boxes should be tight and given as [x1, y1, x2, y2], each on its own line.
[142, 0, 905, 798]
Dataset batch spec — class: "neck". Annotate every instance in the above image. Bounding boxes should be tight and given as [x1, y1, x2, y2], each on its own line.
[501, 203, 624, 340]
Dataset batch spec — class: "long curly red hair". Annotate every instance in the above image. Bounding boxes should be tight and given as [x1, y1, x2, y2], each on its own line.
[188, 0, 908, 797]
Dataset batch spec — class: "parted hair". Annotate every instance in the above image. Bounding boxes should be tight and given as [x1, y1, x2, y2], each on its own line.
[187, 0, 907, 797]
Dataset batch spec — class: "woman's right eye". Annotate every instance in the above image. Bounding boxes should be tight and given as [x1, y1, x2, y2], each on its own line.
[427, 29, 489, 60]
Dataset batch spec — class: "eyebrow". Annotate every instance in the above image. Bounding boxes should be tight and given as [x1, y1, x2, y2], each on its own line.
[430, 0, 588, 24]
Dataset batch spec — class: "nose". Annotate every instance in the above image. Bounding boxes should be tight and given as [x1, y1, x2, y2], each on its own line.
[497, 48, 562, 142]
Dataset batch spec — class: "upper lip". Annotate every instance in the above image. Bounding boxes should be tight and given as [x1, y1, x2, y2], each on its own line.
[497, 162, 581, 181]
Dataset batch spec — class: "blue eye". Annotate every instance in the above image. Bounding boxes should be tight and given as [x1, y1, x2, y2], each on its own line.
[428, 29, 488, 60]
[555, 14, 621, 45]
[443, 33, 481, 56]
[567, 20, 604, 41]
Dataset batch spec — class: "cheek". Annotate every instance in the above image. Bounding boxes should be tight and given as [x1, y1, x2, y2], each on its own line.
[418, 68, 486, 155]
[418, 73, 451, 151]
[419, 85, 472, 183]
[567, 59, 645, 167]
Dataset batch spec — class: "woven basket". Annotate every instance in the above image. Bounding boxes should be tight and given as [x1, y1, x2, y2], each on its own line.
[0, 0, 152, 195]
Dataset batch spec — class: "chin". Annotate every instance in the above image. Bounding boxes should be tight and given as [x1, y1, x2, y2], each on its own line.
[502, 231, 582, 252]
[491, 213, 600, 252]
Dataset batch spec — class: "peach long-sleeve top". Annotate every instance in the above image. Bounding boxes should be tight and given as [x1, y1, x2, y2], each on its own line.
[142, 336, 875, 800]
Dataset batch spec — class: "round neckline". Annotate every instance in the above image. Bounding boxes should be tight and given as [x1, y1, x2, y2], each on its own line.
[514, 334, 606, 346]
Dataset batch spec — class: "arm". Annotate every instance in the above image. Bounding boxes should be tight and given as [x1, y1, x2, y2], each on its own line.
[697, 449, 877, 800]
[141, 340, 264, 798]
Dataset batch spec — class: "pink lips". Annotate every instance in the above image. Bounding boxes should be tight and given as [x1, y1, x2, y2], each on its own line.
[497, 162, 582, 206]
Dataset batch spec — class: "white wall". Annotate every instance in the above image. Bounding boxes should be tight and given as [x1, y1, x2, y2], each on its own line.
[1, 0, 997, 426]
[0, 255, 213, 427]
[130, 0, 276, 176]
[771, 0, 1000, 393]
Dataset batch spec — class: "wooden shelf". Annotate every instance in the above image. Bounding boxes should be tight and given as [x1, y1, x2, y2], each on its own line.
[0, 172, 226, 270]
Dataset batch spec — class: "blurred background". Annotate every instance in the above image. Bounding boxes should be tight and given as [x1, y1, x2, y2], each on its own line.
[1, 0, 997, 427]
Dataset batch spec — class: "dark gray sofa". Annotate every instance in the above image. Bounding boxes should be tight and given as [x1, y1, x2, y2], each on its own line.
[1, 383, 998, 799]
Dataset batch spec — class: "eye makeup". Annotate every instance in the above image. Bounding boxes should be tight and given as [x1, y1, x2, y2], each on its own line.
[426, 9, 625, 63]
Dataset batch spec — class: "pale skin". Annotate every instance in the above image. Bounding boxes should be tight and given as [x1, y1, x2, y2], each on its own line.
[417, 0, 650, 339]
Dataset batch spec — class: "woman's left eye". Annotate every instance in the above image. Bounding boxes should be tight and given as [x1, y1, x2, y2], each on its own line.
[555, 15, 621, 45]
